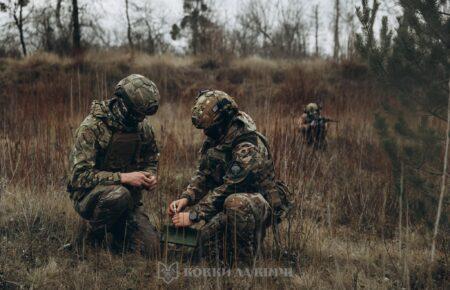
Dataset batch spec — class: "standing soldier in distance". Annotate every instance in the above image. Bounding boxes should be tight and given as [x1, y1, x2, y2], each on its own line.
[67, 74, 160, 257]
[299, 102, 333, 149]
[167, 90, 292, 266]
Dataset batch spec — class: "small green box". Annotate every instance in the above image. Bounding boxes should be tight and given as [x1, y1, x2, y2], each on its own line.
[161, 225, 199, 247]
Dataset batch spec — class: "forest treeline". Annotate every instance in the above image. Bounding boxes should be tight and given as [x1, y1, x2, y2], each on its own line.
[0, 0, 370, 59]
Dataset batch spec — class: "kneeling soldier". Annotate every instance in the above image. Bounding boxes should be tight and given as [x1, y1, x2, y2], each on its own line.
[168, 90, 290, 266]
[67, 74, 160, 257]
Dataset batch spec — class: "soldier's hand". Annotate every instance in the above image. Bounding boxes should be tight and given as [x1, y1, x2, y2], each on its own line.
[145, 174, 158, 191]
[167, 198, 189, 217]
[120, 171, 155, 189]
[172, 212, 193, 227]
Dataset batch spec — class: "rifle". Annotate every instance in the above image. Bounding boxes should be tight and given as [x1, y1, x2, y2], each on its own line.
[311, 117, 338, 127]
[322, 117, 338, 123]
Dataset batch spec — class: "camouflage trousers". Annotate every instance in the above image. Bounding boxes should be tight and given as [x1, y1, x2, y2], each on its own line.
[301, 125, 327, 149]
[73, 185, 159, 257]
[193, 193, 270, 266]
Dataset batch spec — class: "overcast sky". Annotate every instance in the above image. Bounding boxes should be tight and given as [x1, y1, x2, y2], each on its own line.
[0, 0, 400, 55]
[91, 0, 358, 54]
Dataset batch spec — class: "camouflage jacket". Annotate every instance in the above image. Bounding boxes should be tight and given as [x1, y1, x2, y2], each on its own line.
[180, 111, 277, 221]
[67, 100, 159, 200]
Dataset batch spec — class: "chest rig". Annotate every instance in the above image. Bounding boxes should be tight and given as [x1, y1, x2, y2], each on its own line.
[97, 130, 143, 172]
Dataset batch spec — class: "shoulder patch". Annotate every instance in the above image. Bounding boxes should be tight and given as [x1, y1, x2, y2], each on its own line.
[231, 164, 242, 176]
[234, 142, 258, 164]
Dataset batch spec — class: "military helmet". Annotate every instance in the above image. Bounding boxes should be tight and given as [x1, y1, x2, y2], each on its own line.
[114, 74, 160, 119]
[191, 90, 238, 129]
[305, 103, 319, 113]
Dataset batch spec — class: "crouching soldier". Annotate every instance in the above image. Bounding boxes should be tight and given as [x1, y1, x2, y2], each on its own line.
[167, 90, 291, 266]
[67, 74, 160, 257]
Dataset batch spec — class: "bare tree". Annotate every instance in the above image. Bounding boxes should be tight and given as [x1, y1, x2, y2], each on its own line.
[71, 0, 81, 53]
[236, 0, 306, 58]
[333, 0, 341, 60]
[238, 0, 275, 50]
[120, 1, 170, 54]
[229, 24, 259, 57]
[344, 0, 357, 59]
[274, 0, 307, 57]
[33, 6, 55, 52]
[55, 0, 63, 31]
[0, 0, 32, 56]
[313, 4, 320, 56]
[125, 0, 133, 49]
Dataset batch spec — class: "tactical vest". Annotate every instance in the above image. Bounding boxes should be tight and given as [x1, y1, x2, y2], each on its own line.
[201, 129, 292, 221]
[97, 131, 143, 172]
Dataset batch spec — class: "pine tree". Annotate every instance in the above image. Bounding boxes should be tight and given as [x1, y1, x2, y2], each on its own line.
[357, 0, 450, 228]
[170, 0, 213, 55]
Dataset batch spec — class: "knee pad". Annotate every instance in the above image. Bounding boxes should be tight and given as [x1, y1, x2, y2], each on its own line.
[224, 194, 248, 211]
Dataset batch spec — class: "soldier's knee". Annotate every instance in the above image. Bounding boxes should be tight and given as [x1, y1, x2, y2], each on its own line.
[98, 185, 133, 213]
[224, 194, 249, 211]
[224, 194, 254, 228]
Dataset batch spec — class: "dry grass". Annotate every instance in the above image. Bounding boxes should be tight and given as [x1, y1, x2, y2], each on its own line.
[0, 52, 448, 289]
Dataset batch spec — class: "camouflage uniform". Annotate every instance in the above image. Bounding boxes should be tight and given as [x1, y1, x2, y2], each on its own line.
[68, 76, 160, 257]
[181, 111, 279, 265]
[299, 105, 328, 149]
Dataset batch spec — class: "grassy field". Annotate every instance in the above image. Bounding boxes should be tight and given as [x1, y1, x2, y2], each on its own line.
[0, 51, 448, 289]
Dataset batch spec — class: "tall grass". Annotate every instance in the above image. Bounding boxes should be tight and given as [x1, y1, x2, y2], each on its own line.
[0, 52, 447, 289]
